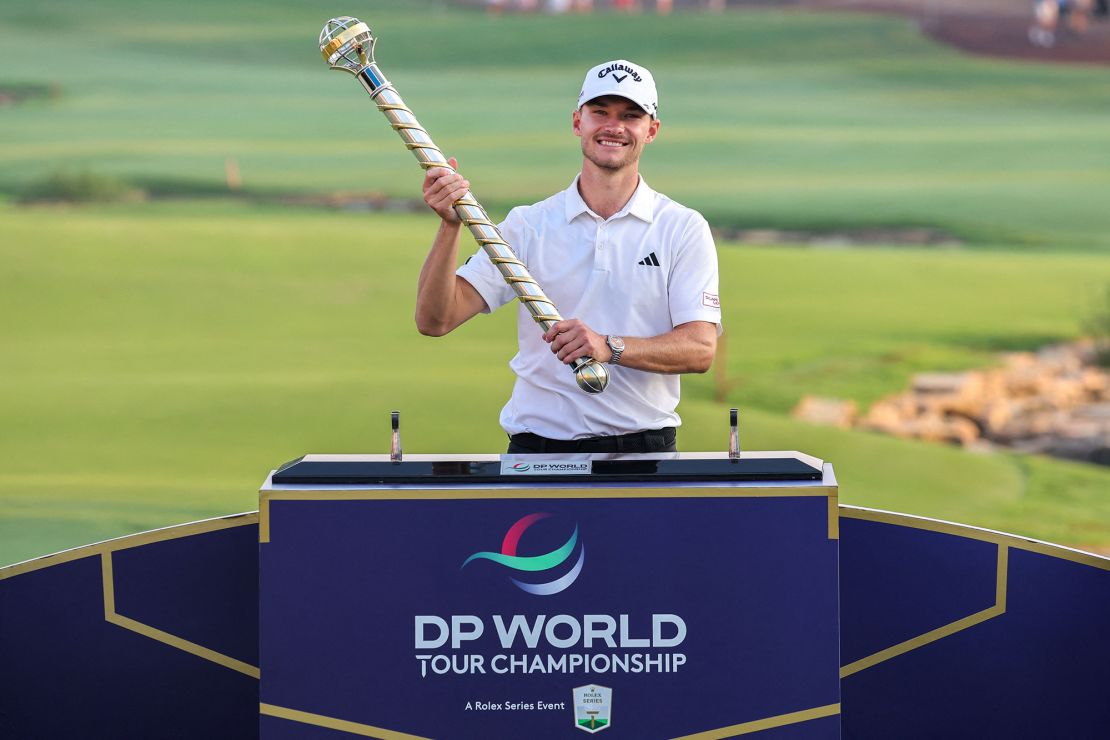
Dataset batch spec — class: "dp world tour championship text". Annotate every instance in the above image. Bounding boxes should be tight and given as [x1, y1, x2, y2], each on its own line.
[414, 613, 688, 678]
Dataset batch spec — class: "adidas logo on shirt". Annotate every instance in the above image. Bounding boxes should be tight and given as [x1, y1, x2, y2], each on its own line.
[637, 252, 660, 267]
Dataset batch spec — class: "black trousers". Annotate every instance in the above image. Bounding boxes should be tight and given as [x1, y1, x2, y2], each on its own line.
[507, 427, 677, 454]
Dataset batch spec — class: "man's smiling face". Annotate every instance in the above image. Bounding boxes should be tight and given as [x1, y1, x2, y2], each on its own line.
[573, 95, 660, 173]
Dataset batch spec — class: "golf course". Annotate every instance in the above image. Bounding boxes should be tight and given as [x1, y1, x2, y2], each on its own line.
[2, 0, 1109, 566]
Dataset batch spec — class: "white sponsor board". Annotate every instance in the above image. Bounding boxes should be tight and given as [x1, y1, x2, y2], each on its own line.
[500, 461, 593, 476]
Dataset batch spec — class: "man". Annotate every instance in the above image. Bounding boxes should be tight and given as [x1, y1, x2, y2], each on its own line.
[415, 59, 721, 454]
[1029, 0, 1096, 46]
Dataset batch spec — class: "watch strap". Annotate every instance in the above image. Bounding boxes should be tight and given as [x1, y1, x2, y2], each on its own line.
[606, 335, 625, 365]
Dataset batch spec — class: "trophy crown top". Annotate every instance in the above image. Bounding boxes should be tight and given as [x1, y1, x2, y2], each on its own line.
[320, 16, 375, 74]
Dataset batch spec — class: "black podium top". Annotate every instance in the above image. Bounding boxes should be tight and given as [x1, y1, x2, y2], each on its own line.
[271, 453, 824, 486]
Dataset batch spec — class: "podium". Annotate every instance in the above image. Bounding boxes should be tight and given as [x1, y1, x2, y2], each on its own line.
[258, 453, 841, 739]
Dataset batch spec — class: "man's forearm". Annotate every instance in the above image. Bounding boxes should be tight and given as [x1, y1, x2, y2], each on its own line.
[617, 322, 717, 374]
[545, 319, 716, 374]
[414, 221, 464, 336]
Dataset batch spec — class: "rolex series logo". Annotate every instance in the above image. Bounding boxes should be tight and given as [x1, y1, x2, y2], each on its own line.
[573, 685, 613, 733]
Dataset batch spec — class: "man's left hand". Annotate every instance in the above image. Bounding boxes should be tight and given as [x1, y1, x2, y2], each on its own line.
[544, 319, 612, 365]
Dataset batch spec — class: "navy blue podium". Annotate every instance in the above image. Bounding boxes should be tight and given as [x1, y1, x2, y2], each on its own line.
[258, 452, 840, 739]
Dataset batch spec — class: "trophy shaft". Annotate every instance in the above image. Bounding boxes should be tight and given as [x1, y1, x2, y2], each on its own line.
[321, 17, 608, 393]
[372, 87, 564, 332]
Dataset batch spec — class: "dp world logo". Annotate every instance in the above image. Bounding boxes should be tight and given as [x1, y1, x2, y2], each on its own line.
[462, 513, 584, 596]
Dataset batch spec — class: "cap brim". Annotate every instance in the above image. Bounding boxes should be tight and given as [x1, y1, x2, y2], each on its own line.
[579, 93, 656, 117]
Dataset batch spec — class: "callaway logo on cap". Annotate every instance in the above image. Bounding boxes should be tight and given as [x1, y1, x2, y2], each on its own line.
[577, 59, 659, 118]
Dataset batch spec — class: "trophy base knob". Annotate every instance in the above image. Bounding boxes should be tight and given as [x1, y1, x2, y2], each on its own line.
[574, 360, 610, 394]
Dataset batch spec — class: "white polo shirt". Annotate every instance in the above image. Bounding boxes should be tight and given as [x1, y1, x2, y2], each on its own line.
[457, 175, 721, 440]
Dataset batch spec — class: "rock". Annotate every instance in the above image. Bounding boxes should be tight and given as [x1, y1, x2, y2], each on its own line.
[1036, 342, 1086, 372]
[1037, 374, 1087, 410]
[1073, 402, 1110, 423]
[859, 396, 912, 434]
[912, 371, 987, 417]
[912, 372, 976, 395]
[910, 413, 980, 446]
[792, 396, 858, 429]
[855, 340, 1110, 466]
[1080, 368, 1109, 397]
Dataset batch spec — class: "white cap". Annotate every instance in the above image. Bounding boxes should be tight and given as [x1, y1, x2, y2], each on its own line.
[576, 60, 658, 118]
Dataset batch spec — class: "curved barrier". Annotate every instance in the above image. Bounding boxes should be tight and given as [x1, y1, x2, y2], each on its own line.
[0, 513, 259, 739]
[1, 457, 1107, 739]
[839, 506, 1110, 739]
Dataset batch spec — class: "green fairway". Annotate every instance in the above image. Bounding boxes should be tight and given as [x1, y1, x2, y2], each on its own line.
[3, 204, 1109, 565]
[2, 0, 1109, 565]
[2, 1, 1109, 248]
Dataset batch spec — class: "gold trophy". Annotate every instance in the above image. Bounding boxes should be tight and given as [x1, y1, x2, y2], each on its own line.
[319, 17, 610, 395]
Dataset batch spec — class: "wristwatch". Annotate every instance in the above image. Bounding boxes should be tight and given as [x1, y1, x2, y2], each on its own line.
[606, 335, 625, 365]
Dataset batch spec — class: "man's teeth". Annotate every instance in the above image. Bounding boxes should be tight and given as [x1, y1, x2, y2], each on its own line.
[599, 140, 625, 147]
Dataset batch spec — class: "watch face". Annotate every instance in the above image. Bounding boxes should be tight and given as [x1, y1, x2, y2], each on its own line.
[610, 336, 625, 350]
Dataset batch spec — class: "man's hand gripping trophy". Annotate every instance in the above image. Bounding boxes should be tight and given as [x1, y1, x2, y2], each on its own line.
[319, 17, 610, 394]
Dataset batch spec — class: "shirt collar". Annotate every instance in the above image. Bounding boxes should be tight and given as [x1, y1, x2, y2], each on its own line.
[563, 174, 656, 224]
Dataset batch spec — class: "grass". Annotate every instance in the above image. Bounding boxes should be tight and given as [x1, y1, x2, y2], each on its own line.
[2, 0, 1109, 565]
[2, 1, 1109, 248]
[2, 203, 1109, 565]
[720, 244, 1110, 412]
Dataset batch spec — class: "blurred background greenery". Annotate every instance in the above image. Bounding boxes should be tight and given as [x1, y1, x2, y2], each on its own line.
[2, 0, 1109, 565]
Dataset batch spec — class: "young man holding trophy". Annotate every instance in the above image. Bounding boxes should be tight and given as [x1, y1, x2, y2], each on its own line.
[415, 60, 721, 454]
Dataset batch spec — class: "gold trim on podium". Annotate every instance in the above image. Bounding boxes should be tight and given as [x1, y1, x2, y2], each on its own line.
[0, 513, 261, 679]
[102, 551, 260, 678]
[260, 703, 431, 740]
[835, 506, 1110, 678]
[840, 506, 1110, 571]
[839, 544, 1008, 678]
[0, 511, 258, 580]
[672, 702, 841, 739]
[259, 486, 839, 545]
[258, 700, 841, 740]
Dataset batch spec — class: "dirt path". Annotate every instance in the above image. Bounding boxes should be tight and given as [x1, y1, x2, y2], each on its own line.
[794, 0, 1110, 66]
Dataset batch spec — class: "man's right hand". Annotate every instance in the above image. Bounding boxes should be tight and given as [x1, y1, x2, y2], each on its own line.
[423, 157, 470, 224]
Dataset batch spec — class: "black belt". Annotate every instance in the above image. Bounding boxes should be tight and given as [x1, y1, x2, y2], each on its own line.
[509, 427, 676, 454]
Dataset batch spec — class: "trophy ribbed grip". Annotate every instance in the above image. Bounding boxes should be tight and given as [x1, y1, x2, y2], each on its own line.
[373, 89, 564, 330]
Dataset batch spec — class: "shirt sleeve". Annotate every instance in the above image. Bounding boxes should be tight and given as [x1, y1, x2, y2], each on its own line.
[455, 207, 526, 314]
[668, 213, 722, 328]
